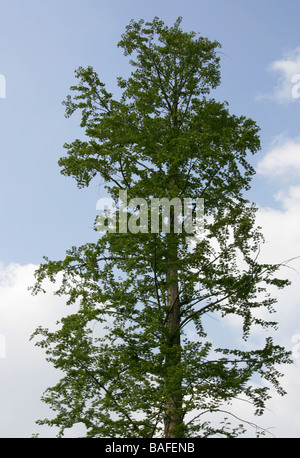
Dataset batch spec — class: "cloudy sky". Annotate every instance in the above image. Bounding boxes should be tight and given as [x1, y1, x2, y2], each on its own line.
[1, 0, 300, 438]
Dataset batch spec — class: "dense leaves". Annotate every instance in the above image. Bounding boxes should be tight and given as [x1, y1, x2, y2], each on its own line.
[31, 17, 291, 438]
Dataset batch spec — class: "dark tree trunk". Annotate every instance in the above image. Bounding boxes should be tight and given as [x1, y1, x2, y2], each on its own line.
[164, 231, 184, 438]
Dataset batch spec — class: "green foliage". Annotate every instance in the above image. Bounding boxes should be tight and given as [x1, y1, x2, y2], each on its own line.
[30, 17, 292, 438]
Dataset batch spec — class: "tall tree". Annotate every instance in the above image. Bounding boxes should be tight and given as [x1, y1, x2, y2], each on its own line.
[31, 17, 291, 438]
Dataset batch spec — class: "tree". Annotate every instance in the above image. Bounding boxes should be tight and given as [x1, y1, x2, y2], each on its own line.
[30, 17, 291, 438]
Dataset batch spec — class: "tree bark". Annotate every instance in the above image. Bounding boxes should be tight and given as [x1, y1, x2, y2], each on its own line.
[164, 231, 184, 438]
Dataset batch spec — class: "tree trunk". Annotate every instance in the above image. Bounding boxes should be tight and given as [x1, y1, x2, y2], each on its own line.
[164, 231, 184, 438]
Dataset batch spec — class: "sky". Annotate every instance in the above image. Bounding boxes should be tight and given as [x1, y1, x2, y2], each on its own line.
[1, 0, 300, 438]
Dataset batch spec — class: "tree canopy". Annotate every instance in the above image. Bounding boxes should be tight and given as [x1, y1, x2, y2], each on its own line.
[30, 17, 291, 438]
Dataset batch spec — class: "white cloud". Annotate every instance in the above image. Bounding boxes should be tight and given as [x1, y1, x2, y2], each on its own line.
[256, 136, 300, 177]
[225, 363, 300, 438]
[2, 179, 300, 438]
[247, 193, 300, 436]
[257, 47, 300, 103]
[218, 145, 300, 436]
[0, 263, 85, 438]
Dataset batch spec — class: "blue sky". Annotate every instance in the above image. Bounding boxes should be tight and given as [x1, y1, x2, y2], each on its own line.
[1, 0, 300, 438]
[0, 0, 299, 265]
